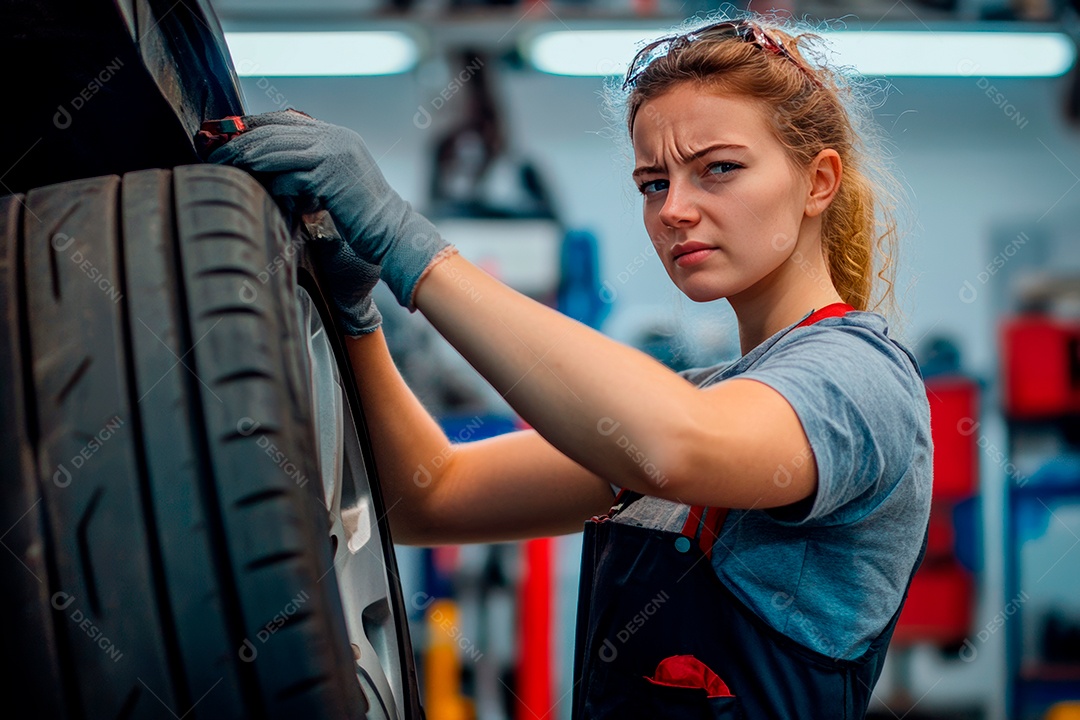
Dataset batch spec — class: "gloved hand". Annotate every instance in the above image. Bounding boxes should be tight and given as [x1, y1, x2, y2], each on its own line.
[208, 109, 455, 310]
[303, 212, 382, 337]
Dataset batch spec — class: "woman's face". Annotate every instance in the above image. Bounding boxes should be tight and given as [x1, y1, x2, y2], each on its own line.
[631, 84, 813, 303]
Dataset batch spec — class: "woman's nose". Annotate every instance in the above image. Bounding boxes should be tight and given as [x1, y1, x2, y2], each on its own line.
[657, 180, 700, 229]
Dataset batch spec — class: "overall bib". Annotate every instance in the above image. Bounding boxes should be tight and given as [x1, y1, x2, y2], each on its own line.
[570, 304, 929, 719]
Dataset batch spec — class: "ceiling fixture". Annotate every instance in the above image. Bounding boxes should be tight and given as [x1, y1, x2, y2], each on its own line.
[526, 28, 1075, 79]
[224, 31, 419, 77]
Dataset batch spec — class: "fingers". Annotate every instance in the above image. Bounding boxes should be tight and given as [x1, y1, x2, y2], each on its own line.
[240, 108, 319, 129]
[208, 131, 324, 171]
[310, 238, 382, 283]
[268, 169, 317, 198]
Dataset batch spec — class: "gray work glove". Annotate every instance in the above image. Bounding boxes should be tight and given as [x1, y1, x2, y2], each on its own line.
[304, 212, 382, 337]
[209, 109, 453, 310]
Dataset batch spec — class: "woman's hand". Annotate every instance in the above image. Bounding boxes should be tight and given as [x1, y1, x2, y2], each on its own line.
[209, 109, 453, 309]
[303, 211, 382, 337]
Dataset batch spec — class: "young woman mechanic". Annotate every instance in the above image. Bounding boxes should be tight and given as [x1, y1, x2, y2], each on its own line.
[211, 17, 933, 720]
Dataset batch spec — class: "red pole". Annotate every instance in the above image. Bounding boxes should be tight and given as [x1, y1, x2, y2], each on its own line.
[516, 537, 553, 720]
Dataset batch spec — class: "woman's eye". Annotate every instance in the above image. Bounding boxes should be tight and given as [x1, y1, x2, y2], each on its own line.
[706, 161, 742, 177]
[637, 178, 668, 195]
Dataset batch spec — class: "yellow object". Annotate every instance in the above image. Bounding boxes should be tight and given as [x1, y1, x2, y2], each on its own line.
[423, 599, 475, 720]
[1045, 702, 1080, 720]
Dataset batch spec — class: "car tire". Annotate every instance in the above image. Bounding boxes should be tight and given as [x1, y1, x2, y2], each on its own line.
[0, 164, 420, 720]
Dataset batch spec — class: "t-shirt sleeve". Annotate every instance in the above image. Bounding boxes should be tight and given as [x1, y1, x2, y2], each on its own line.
[736, 323, 925, 525]
[677, 364, 730, 386]
[676, 367, 706, 385]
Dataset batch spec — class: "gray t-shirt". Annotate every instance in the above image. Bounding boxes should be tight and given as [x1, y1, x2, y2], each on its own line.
[612, 308, 932, 660]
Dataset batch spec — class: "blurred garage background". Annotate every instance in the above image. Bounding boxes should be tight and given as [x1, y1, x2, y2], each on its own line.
[210, 0, 1080, 717]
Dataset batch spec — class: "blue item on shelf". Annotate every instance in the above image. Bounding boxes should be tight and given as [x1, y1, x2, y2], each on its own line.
[1013, 454, 1080, 543]
[557, 229, 611, 330]
[1024, 454, 1080, 488]
[952, 495, 982, 573]
[439, 413, 518, 443]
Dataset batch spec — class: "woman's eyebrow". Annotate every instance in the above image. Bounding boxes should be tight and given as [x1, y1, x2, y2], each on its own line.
[633, 143, 749, 178]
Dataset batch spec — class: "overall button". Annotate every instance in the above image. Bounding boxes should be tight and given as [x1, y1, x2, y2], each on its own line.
[674, 536, 691, 553]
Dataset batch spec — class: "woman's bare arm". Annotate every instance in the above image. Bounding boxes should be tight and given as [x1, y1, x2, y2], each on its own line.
[346, 329, 616, 546]
[413, 251, 818, 510]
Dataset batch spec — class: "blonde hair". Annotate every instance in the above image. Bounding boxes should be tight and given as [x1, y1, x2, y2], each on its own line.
[618, 14, 906, 317]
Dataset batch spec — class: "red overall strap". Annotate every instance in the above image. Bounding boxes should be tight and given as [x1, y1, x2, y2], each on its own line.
[680, 505, 705, 538]
[703, 507, 730, 555]
[794, 302, 854, 328]
[685, 302, 855, 558]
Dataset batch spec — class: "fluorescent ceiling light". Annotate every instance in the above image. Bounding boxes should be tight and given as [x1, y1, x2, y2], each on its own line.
[225, 31, 418, 76]
[527, 29, 1075, 78]
[827, 31, 1074, 76]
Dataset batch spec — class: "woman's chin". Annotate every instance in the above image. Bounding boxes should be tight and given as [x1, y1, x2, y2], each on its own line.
[666, 263, 744, 303]
[671, 268, 766, 305]
[677, 283, 729, 304]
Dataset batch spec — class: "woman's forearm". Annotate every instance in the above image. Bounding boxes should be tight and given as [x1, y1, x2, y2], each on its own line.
[344, 327, 619, 543]
[344, 329, 456, 541]
[413, 251, 704, 498]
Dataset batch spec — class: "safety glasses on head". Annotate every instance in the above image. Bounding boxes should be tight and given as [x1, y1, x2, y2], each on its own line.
[621, 20, 824, 92]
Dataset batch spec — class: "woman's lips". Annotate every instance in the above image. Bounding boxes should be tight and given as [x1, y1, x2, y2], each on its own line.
[674, 247, 716, 267]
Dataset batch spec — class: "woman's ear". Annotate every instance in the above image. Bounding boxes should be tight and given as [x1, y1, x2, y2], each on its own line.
[804, 149, 842, 218]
